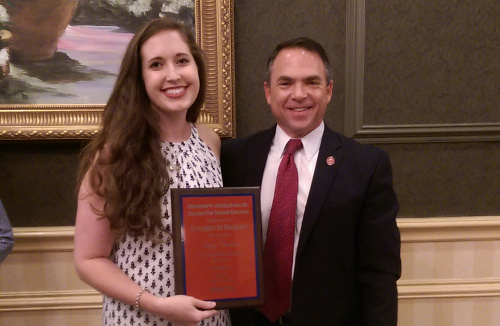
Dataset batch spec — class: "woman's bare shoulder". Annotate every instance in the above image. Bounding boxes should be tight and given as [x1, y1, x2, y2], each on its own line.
[195, 123, 221, 158]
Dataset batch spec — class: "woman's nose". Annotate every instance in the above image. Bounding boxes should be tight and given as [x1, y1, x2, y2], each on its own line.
[165, 64, 181, 81]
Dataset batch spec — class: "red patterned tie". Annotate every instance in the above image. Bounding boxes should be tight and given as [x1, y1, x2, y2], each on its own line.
[260, 139, 303, 322]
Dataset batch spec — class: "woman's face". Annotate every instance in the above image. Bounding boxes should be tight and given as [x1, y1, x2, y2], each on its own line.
[141, 30, 200, 119]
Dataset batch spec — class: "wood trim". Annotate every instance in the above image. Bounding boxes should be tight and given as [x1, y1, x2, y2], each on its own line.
[0, 290, 102, 312]
[11, 226, 74, 253]
[397, 216, 500, 242]
[2, 278, 499, 312]
[12, 216, 500, 252]
[353, 123, 500, 144]
[4, 216, 499, 313]
[345, 0, 365, 137]
[398, 278, 500, 299]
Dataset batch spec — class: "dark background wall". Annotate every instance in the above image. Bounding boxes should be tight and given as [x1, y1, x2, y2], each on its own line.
[233, 0, 346, 137]
[231, 0, 499, 218]
[1, 0, 498, 226]
[0, 141, 82, 226]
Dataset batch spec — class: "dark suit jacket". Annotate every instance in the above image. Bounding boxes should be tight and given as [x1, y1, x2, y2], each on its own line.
[221, 124, 401, 326]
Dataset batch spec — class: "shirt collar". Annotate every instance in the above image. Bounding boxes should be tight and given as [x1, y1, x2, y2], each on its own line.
[274, 122, 324, 160]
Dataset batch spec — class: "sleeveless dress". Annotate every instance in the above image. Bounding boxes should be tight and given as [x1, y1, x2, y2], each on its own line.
[103, 124, 231, 326]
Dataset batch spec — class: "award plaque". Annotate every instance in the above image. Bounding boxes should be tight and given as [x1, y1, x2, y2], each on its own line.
[171, 187, 264, 309]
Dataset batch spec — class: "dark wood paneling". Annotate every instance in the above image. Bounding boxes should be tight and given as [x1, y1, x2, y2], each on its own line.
[0, 142, 82, 226]
[234, 0, 346, 137]
[380, 142, 500, 217]
[364, 0, 499, 126]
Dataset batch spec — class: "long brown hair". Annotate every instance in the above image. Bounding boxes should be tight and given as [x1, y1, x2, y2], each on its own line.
[78, 17, 207, 240]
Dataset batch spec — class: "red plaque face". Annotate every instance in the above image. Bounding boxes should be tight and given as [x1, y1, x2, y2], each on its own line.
[171, 187, 264, 309]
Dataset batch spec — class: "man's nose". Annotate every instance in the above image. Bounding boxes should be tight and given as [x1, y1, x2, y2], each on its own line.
[291, 84, 306, 100]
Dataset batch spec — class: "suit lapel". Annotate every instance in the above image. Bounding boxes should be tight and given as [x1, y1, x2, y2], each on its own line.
[245, 126, 276, 186]
[297, 126, 344, 256]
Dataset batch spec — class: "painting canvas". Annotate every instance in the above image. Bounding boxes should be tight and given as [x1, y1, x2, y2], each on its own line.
[1, 0, 196, 105]
[0, 0, 235, 139]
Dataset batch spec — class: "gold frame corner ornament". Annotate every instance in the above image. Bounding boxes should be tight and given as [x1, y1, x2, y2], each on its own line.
[0, 0, 235, 140]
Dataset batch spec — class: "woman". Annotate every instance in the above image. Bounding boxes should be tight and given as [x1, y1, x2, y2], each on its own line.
[74, 17, 230, 326]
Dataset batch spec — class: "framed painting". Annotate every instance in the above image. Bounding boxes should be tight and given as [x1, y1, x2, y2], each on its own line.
[0, 0, 235, 140]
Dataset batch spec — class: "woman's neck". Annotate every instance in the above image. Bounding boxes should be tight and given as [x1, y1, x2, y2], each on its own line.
[159, 118, 191, 142]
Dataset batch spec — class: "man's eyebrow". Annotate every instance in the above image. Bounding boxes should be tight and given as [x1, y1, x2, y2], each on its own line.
[275, 76, 294, 83]
[275, 75, 323, 83]
[304, 75, 322, 82]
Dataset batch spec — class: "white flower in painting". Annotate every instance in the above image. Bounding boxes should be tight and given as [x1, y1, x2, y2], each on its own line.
[127, 0, 152, 16]
[0, 48, 9, 66]
[0, 4, 9, 23]
[161, 0, 194, 15]
[105, 0, 152, 17]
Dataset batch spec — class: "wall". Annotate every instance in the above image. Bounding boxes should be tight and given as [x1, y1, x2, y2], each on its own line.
[398, 217, 500, 325]
[232, 0, 499, 217]
[1, 218, 499, 325]
[0, 227, 101, 325]
[0, 142, 81, 227]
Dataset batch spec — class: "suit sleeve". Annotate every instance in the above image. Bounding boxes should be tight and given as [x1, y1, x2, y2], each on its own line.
[220, 138, 241, 187]
[356, 150, 401, 326]
[0, 200, 15, 263]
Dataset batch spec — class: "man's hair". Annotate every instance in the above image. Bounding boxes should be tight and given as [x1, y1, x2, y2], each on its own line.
[266, 36, 332, 83]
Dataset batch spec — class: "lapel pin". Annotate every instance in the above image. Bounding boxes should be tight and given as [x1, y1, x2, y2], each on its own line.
[326, 156, 335, 166]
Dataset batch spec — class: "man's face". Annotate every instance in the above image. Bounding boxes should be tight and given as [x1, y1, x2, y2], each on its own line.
[264, 47, 333, 138]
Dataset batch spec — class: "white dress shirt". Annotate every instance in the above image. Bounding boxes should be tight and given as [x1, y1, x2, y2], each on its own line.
[261, 122, 324, 275]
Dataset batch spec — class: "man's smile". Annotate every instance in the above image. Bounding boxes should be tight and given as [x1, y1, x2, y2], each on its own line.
[289, 107, 310, 112]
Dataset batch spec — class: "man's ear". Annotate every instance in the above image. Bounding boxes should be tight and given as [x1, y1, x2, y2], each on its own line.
[326, 79, 333, 103]
[264, 81, 272, 105]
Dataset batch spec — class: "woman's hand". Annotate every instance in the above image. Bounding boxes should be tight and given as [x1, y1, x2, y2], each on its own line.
[143, 293, 218, 326]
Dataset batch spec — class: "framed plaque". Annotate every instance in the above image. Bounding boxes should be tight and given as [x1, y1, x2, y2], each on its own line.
[171, 187, 264, 309]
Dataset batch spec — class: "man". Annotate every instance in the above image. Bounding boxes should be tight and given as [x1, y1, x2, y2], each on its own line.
[221, 37, 401, 326]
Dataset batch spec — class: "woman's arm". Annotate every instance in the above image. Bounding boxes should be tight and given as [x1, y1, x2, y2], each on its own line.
[74, 175, 218, 326]
[74, 176, 143, 305]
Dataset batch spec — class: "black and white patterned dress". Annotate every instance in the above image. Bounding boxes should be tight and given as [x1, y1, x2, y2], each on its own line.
[103, 124, 230, 326]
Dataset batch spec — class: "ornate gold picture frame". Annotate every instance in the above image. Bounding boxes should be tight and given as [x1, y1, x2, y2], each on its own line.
[0, 0, 235, 140]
